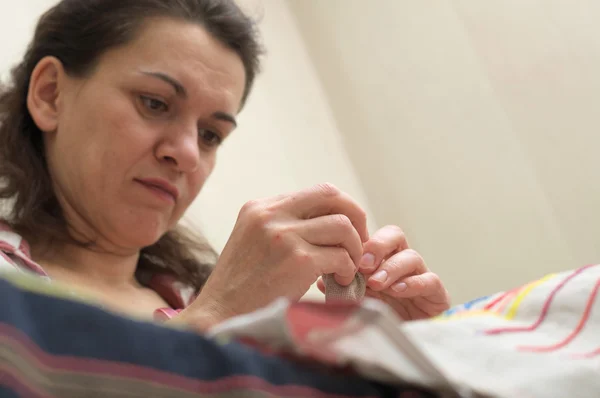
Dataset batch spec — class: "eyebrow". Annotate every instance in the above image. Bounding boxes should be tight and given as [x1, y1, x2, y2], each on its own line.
[212, 111, 237, 127]
[141, 71, 237, 127]
[142, 71, 187, 98]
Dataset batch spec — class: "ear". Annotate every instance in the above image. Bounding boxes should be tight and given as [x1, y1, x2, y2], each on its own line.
[26, 56, 66, 134]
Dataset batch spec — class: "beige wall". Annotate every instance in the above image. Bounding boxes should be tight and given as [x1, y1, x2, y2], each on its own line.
[288, 0, 600, 302]
[0, 1, 54, 79]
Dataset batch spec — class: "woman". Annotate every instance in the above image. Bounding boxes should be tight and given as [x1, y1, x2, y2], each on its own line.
[0, 0, 450, 332]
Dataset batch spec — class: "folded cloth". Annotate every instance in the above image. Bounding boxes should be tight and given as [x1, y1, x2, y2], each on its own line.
[0, 271, 438, 398]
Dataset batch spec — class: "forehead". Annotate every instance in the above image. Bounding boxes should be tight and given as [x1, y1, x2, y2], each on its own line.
[95, 17, 246, 111]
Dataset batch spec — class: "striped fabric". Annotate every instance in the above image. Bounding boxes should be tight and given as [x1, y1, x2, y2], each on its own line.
[0, 270, 437, 398]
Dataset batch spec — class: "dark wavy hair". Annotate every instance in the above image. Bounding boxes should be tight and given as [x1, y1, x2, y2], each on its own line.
[0, 0, 263, 291]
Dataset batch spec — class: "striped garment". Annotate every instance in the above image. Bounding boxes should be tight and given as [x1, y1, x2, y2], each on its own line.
[0, 261, 439, 398]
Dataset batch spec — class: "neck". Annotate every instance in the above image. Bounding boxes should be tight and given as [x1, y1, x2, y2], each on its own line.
[33, 240, 141, 288]
[29, 197, 144, 287]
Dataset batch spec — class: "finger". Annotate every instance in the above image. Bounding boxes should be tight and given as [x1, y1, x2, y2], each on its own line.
[296, 214, 363, 267]
[280, 183, 369, 243]
[311, 246, 357, 286]
[385, 272, 449, 303]
[359, 225, 409, 273]
[367, 249, 426, 291]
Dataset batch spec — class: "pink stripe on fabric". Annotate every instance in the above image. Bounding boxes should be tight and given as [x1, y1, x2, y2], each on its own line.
[484, 264, 599, 335]
[483, 288, 519, 311]
[518, 278, 600, 353]
[0, 365, 54, 398]
[570, 347, 600, 359]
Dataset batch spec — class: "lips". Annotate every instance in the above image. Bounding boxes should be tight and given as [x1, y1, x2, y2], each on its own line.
[135, 178, 179, 202]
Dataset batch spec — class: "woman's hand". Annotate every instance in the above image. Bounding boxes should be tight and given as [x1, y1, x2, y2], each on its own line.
[179, 183, 370, 331]
[360, 225, 450, 320]
[317, 225, 450, 321]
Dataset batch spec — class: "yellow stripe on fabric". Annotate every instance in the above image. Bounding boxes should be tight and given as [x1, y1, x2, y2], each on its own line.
[435, 273, 558, 324]
[504, 273, 557, 320]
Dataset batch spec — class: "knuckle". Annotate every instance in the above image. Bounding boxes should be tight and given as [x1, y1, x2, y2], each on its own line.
[291, 248, 312, 265]
[380, 259, 399, 274]
[396, 233, 408, 248]
[367, 236, 387, 249]
[411, 275, 427, 290]
[355, 207, 368, 224]
[386, 225, 406, 241]
[404, 248, 422, 261]
[240, 199, 260, 214]
[332, 214, 353, 229]
[428, 273, 444, 290]
[241, 200, 267, 222]
[241, 202, 277, 227]
[254, 209, 274, 227]
[314, 182, 340, 198]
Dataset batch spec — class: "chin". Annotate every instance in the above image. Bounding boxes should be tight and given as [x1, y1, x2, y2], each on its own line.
[114, 218, 170, 249]
[131, 231, 165, 249]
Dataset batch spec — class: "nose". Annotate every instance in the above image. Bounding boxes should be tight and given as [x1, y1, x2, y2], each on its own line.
[155, 124, 202, 174]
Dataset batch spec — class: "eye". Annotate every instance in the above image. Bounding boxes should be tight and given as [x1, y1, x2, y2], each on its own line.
[198, 128, 223, 147]
[139, 95, 169, 114]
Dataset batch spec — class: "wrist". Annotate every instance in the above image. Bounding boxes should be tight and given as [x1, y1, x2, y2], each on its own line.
[168, 293, 234, 333]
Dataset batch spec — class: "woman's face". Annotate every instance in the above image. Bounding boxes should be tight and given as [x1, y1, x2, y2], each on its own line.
[38, 18, 246, 252]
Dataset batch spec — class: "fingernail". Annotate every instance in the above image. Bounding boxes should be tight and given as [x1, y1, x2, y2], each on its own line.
[392, 282, 408, 292]
[370, 270, 388, 283]
[359, 253, 375, 270]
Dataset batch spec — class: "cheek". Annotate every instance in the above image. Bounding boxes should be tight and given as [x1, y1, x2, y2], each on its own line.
[102, 96, 149, 152]
[60, 89, 127, 155]
[88, 95, 153, 174]
[57, 92, 151, 196]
